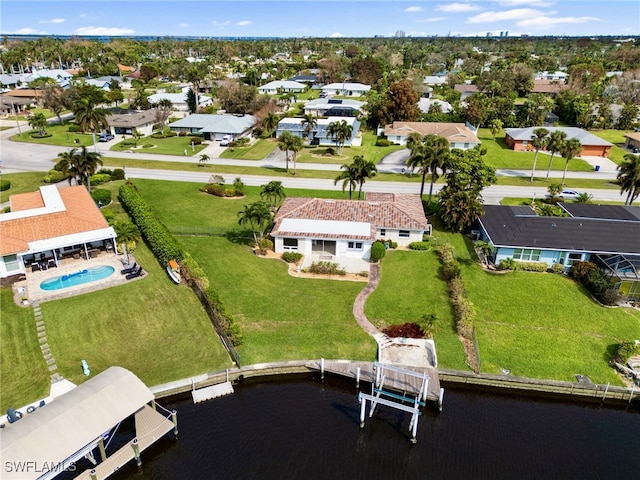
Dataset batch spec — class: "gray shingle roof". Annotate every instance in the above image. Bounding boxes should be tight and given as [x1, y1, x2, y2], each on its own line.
[479, 205, 640, 255]
[504, 127, 612, 146]
[169, 113, 257, 134]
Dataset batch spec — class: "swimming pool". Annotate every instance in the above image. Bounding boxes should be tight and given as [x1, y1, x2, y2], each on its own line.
[40, 265, 116, 291]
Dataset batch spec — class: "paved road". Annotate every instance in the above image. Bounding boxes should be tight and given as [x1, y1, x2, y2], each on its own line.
[1, 124, 626, 205]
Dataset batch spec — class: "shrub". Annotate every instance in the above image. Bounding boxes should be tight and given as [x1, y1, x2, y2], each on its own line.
[189, 136, 203, 145]
[498, 258, 517, 271]
[515, 261, 547, 272]
[436, 244, 455, 264]
[382, 323, 425, 338]
[409, 241, 430, 250]
[602, 288, 620, 306]
[611, 341, 640, 365]
[89, 173, 112, 186]
[282, 252, 302, 263]
[325, 147, 335, 156]
[111, 168, 126, 180]
[550, 263, 565, 274]
[258, 238, 273, 253]
[178, 131, 187, 136]
[0, 179, 10, 191]
[389, 241, 398, 249]
[371, 242, 386, 262]
[43, 169, 66, 183]
[67, 124, 80, 132]
[253, 127, 264, 137]
[203, 184, 225, 197]
[375, 138, 393, 146]
[91, 189, 112, 206]
[181, 251, 209, 290]
[442, 261, 461, 281]
[569, 261, 596, 281]
[308, 261, 346, 275]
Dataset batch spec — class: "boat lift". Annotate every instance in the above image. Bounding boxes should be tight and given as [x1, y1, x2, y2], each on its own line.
[357, 362, 431, 444]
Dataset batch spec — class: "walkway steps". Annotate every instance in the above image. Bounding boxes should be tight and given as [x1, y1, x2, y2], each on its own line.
[192, 381, 234, 404]
[307, 360, 442, 403]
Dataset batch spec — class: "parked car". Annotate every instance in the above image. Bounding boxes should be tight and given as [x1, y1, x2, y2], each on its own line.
[546, 189, 580, 200]
[99, 133, 115, 142]
[220, 135, 232, 146]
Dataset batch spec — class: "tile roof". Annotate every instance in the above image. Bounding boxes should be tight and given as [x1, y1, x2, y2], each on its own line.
[532, 79, 569, 94]
[479, 205, 640, 255]
[384, 122, 479, 144]
[0, 186, 111, 255]
[272, 195, 429, 240]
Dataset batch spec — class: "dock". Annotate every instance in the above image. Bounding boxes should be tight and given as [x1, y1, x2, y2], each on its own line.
[75, 405, 176, 480]
[307, 359, 443, 406]
[192, 381, 234, 403]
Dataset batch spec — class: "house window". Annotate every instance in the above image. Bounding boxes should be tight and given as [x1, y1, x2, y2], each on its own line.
[283, 238, 298, 251]
[464, 143, 470, 149]
[568, 253, 582, 260]
[380, 229, 386, 237]
[3, 254, 19, 272]
[396, 136, 402, 142]
[513, 248, 541, 261]
[348, 241, 363, 250]
[522, 140, 528, 146]
[399, 230, 410, 238]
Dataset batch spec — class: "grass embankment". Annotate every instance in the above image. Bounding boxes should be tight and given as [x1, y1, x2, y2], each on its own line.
[219, 138, 279, 160]
[11, 123, 95, 148]
[0, 289, 50, 411]
[109, 134, 208, 156]
[0, 172, 47, 204]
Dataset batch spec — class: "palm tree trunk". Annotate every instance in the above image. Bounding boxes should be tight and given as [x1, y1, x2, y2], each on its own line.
[545, 153, 555, 179]
[531, 151, 539, 182]
[626, 190, 633, 206]
[420, 171, 426, 198]
[349, 184, 353, 200]
[561, 159, 569, 187]
[427, 177, 435, 204]
[358, 183, 363, 200]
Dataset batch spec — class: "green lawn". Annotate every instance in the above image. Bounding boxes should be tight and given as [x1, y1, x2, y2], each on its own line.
[109, 135, 208, 156]
[365, 250, 468, 370]
[296, 132, 405, 165]
[479, 129, 593, 172]
[0, 172, 47, 204]
[11, 123, 96, 148]
[0, 288, 50, 411]
[41, 244, 232, 388]
[591, 130, 634, 166]
[219, 138, 279, 160]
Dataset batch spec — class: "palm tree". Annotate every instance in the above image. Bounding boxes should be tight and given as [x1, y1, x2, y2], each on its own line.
[237, 201, 273, 245]
[335, 120, 353, 154]
[326, 120, 342, 152]
[73, 97, 110, 134]
[406, 142, 429, 198]
[55, 149, 82, 186]
[289, 135, 303, 175]
[489, 119, 503, 140]
[334, 162, 358, 199]
[352, 155, 377, 200]
[422, 134, 450, 204]
[260, 180, 286, 206]
[301, 113, 317, 143]
[55, 146, 103, 190]
[405, 132, 424, 154]
[263, 112, 279, 138]
[545, 130, 567, 179]
[530, 127, 549, 182]
[559, 138, 582, 187]
[199, 154, 210, 167]
[277, 131, 297, 173]
[617, 153, 640, 205]
[28, 112, 48, 136]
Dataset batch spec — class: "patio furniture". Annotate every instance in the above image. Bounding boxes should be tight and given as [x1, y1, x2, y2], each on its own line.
[72, 252, 81, 260]
[89, 249, 98, 258]
[126, 266, 144, 280]
[47, 259, 57, 268]
[121, 262, 137, 275]
[31, 263, 40, 272]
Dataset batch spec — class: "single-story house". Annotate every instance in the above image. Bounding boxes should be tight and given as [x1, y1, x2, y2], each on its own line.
[258, 80, 307, 95]
[532, 79, 569, 96]
[147, 92, 212, 113]
[454, 84, 479, 100]
[624, 132, 640, 151]
[477, 204, 640, 299]
[418, 98, 452, 114]
[321, 82, 371, 97]
[271, 193, 431, 260]
[106, 109, 157, 136]
[382, 122, 480, 150]
[504, 126, 613, 157]
[0, 185, 117, 279]
[168, 113, 257, 141]
[0, 73, 23, 88]
[304, 98, 364, 117]
[0, 95, 32, 116]
[535, 71, 569, 82]
[0, 89, 43, 106]
[23, 68, 73, 86]
[423, 76, 448, 86]
[288, 74, 318, 85]
[276, 116, 361, 146]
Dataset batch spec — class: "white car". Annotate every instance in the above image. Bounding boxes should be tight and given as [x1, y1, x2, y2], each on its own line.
[546, 189, 580, 200]
[219, 135, 232, 146]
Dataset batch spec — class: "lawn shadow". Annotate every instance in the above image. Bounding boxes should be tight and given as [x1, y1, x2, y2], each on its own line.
[225, 229, 255, 246]
[603, 343, 619, 365]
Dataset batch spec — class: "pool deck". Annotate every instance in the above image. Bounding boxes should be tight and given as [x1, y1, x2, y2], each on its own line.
[12, 253, 140, 305]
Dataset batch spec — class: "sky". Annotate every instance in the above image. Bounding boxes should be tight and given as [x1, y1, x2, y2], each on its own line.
[1, 1, 639, 38]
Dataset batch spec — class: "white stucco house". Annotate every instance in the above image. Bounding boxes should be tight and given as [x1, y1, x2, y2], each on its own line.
[168, 113, 257, 141]
[275, 116, 361, 146]
[321, 82, 371, 97]
[147, 92, 212, 114]
[382, 122, 480, 150]
[257, 80, 307, 94]
[304, 98, 364, 117]
[0, 185, 117, 279]
[271, 193, 430, 261]
[106, 110, 157, 136]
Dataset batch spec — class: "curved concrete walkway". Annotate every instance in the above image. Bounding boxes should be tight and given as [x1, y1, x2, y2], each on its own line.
[352, 263, 381, 336]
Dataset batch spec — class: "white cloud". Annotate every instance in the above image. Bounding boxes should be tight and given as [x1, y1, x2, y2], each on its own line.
[405, 6, 422, 13]
[330, 32, 344, 38]
[212, 20, 231, 27]
[39, 18, 65, 24]
[236, 20, 251, 26]
[73, 26, 135, 35]
[12, 27, 48, 35]
[436, 3, 482, 13]
[497, 0, 553, 6]
[178, 23, 189, 28]
[518, 15, 600, 28]
[467, 8, 541, 23]
[416, 17, 447, 23]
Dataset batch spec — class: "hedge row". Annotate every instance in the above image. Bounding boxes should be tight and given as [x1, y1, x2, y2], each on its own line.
[437, 244, 475, 340]
[569, 261, 619, 305]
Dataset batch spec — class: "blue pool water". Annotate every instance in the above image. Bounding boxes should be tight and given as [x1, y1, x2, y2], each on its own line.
[39, 265, 115, 291]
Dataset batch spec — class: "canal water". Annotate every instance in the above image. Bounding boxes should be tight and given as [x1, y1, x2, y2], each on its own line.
[107, 375, 639, 480]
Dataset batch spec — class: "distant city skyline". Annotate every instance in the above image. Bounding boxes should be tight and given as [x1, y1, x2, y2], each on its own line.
[1, 1, 638, 39]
